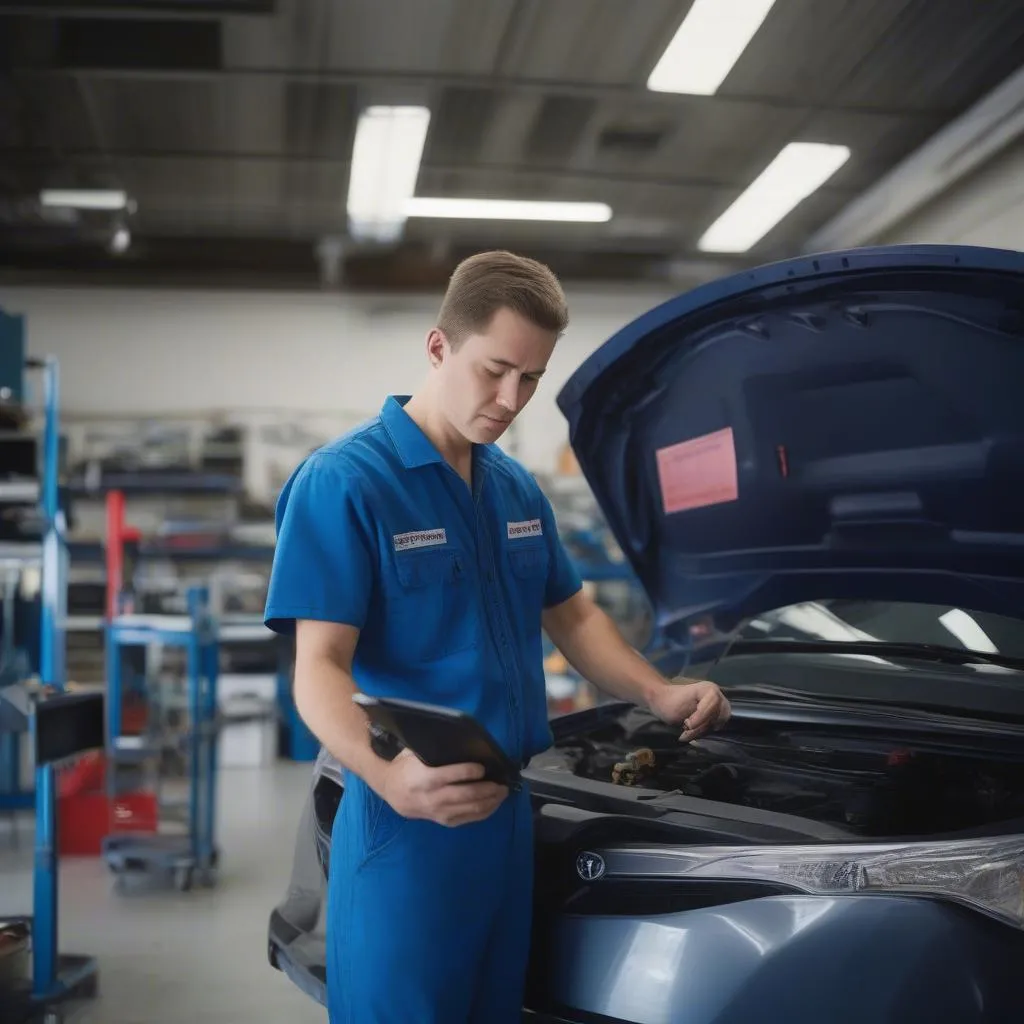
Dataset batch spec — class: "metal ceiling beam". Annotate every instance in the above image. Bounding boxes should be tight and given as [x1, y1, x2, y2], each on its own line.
[806, 63, 1024, 251]
[0, 146, 737, 191]
[9, 66, 949, 121]
[0, 220, 736, 260]
[0, 2, 272, 17]
[0, 244, 742, 291]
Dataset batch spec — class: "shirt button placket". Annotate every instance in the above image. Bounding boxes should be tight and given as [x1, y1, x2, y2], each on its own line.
[489, 556, 521, 740]
[478, 506, 522, 754]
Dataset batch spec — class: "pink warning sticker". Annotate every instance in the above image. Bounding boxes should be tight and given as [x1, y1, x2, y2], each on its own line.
[656, 427, 739, 515]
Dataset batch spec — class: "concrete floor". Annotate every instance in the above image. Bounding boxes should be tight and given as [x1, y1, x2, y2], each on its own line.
[1, 761, 326, 1023]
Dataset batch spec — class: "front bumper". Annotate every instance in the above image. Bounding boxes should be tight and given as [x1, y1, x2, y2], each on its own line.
[531, 893, 1024, 1024]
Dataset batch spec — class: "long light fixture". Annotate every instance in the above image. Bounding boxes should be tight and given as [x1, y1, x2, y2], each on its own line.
[647, 0, 778, 95]
[39, 189, 128, 211]
[346, 105, 431, 243]
[698, 142, 851, 253]
[405, 197, 612, 223]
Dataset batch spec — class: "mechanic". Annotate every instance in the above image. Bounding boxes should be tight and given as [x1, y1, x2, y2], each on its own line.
[263, 250, 732, 1024]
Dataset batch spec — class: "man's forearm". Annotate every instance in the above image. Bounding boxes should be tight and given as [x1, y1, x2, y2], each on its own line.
[553, 601, 670, 709]
[293, 653, 390, 796]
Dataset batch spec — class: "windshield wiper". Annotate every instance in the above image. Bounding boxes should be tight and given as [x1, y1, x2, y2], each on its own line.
[717, 685, 1024, 734]
[717, 683, 836, 704]
[726, 638, 1024, 672]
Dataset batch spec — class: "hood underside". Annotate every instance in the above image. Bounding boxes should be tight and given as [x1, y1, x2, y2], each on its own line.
[556, 245, 1024, 645]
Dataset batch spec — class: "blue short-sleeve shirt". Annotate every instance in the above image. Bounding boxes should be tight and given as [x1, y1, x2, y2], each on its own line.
[264, 395, 583, 763]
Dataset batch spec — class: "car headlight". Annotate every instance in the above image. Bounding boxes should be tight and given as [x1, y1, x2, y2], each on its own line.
[591, 836, 1024, 928]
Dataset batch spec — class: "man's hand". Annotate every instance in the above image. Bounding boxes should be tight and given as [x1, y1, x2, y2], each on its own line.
[380, 749, 509, 828]
[543, 592, 733, 741]
[649, 680, 731, 742]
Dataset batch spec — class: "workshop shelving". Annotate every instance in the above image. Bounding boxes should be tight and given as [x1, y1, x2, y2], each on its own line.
[102, 586, 221, 892]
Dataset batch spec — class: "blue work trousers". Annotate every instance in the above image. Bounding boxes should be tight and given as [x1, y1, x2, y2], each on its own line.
[326, 774, 534, 1024]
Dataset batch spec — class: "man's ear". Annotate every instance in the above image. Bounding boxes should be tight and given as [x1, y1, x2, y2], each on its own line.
[425, 328, 447, 368]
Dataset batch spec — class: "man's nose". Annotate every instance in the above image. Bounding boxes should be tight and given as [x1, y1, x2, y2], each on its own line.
[496, 374, 519, 413]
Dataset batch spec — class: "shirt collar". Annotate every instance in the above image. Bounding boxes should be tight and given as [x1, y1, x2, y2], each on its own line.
[380, 395, 443, 469]
[380, 395, 501, 473]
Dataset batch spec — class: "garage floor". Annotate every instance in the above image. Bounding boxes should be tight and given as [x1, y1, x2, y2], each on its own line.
[0, 762, 326, 1023]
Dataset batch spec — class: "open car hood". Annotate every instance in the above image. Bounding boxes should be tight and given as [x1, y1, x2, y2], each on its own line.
[556, 245, 1024, 649]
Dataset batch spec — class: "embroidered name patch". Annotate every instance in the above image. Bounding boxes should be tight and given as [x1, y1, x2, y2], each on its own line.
[507, 519, 543, 540]
[393, 528, 447, 552]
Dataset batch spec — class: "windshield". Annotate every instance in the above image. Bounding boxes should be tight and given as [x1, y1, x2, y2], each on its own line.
[735, 600, 1024, 659]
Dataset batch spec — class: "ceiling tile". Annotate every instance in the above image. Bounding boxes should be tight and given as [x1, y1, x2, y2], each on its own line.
[283, 81, 356, 159]
[523, 96, 597, 163]
[425, 87, 501, 165]
[497, 0, 680, 84]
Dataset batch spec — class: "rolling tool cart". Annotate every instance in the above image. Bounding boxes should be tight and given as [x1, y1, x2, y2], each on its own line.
[0, 326, 103, 1023]
[102, 585, 220, 892]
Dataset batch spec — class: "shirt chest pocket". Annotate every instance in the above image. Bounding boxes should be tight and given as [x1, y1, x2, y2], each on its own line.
[383, 547, 478, 662]
[506, 539, 550, 606]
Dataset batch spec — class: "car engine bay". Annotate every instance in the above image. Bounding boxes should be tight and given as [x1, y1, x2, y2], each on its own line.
[552, 708, 1024, 838]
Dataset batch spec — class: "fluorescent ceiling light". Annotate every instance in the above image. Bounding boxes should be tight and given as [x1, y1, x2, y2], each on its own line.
[648, 0, 778, 95]
[39, 189, 128, 211]
[698, 142, 850, 253]
[406, 198, 612, 223]
[346, 105, 431, 243]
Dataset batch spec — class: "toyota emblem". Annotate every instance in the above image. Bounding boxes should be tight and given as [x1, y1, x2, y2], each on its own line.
[576, 850, 606, 881]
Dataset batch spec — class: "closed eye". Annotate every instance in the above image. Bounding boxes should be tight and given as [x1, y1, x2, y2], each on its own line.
[486, 359, 546, 382]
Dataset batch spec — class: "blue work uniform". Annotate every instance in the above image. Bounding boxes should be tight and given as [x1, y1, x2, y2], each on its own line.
[264, 395, 582, 1024]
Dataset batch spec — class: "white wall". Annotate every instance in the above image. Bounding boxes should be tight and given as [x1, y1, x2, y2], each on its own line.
[0, 282, 676, 475]
[877, 136, 1024, 250]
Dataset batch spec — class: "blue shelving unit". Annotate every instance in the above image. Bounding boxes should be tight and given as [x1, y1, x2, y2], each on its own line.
[277, 662, 319, 762]
[0, 339, 103, 1018]
[102, 586, 220, 891]
[541, 523, 667, 710]
[68, 471, 243, 497]
[66, 540, 275, 564]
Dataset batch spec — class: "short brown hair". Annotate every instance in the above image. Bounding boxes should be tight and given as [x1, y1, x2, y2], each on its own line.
[437, 250, 569, 345]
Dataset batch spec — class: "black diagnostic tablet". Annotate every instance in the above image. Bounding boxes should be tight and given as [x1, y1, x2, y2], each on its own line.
[352, 693, 522, 789]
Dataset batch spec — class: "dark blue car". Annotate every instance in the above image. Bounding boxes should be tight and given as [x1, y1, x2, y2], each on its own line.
[269, 245, 1024, 1023]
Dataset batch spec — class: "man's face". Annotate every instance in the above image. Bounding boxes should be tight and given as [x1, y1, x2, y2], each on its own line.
[430, 306, 557, 445]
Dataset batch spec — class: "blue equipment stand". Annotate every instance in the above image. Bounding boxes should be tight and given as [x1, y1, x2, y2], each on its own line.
[0, 353, 103, 1021]
[102, 586, 220, 892]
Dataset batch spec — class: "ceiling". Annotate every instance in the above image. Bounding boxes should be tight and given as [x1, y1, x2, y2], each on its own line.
[2, 0, 1024, 290]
